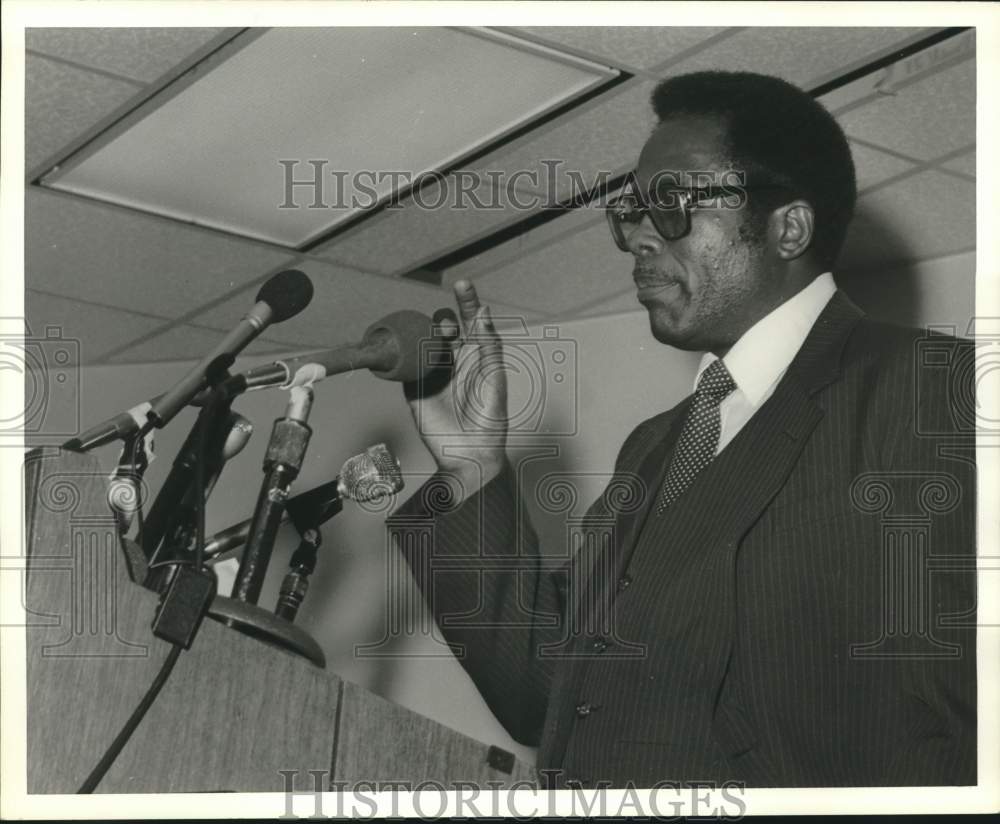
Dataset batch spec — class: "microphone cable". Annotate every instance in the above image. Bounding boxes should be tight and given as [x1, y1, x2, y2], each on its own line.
[78, 419, 171, 794]
[76, 644, 182, 793]
[77, 401, 217, 793]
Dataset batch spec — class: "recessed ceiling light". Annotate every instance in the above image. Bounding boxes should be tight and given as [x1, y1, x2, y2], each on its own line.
[42, 27, 618, 248]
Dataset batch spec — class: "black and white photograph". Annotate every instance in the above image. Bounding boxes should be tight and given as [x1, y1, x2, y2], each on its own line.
[1, 1, 997, 819]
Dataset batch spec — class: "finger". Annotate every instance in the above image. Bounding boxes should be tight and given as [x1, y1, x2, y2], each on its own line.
[473, 305, 502, 360]
[431, 307, 460, 341]
[453, 279, 482, 335]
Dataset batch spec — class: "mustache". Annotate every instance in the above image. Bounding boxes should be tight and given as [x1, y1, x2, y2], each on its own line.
[632, 264, 676, 285]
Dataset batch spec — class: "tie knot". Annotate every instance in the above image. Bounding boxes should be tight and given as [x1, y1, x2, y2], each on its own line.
[696, 359, 737, 402]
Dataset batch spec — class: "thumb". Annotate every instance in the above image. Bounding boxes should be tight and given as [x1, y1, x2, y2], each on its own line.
[475, 305, 502, 360]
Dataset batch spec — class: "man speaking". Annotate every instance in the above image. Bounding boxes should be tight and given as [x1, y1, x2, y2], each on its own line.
[388, 71, 977, 788]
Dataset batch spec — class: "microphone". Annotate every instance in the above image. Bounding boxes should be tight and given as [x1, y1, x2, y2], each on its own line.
[203, 413, 254, 500]
[202, 443, 404, 560]
[274, 444, 405, 623]
[285, 443, 404, 531]
[227, 309, 452, 394]
[146, 269, 313, 428]
[64, 400, 153, 453]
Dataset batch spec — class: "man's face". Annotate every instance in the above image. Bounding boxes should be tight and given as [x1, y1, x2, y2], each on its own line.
[629, 114, 773, 354]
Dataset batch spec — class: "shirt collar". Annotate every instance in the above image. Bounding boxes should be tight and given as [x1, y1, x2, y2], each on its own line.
[695, 272, 837, 406]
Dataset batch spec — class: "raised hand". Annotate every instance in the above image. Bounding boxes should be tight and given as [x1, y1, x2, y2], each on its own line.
[403, 280, 507, 500]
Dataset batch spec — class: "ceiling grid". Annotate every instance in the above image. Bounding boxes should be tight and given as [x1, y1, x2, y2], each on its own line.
[22, 26, 975, 365]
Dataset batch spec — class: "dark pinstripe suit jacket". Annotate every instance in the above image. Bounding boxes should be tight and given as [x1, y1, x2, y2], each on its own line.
[390, 291, 977, 787]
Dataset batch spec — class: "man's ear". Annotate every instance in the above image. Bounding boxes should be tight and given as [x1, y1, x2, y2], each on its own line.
[771, 200, 815, 260]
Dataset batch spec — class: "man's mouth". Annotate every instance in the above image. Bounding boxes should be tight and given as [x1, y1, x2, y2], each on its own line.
[633, 270, 682, 300]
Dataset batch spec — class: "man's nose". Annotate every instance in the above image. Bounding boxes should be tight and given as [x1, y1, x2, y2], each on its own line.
[626, 214, 664, 257]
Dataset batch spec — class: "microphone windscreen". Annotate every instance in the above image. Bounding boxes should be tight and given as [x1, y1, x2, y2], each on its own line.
[256, 269, 314, 322]
[364, 310, 447, 383]
[339, 443, 404, 503]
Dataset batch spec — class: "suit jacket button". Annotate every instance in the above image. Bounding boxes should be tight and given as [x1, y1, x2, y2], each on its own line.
[575, 702, 600, 718]
[616, 574, 632, 592]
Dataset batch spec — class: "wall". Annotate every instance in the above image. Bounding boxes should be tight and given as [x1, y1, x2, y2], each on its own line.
[62, 248, 976, 765]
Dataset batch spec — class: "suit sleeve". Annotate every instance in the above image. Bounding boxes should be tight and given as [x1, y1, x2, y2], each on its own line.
[879, 334, 977, 785]
[385, 460, 562, 745]
[386, 421, 663, 746]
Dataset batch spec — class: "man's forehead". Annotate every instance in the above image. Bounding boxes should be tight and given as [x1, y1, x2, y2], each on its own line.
[636, 115, 729, 182]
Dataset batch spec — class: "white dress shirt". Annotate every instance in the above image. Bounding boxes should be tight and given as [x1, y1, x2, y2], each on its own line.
[695, 272, 837, 455]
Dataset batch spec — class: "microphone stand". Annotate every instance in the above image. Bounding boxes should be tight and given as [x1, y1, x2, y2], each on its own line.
[232, 385, 313, 604]
[141, 356, 237, 592]
[205, 384, 326, 667]
[274, 527, 321, 623]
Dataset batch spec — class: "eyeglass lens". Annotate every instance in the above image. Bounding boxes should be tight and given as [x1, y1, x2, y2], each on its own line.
[607, 188, 688, 250]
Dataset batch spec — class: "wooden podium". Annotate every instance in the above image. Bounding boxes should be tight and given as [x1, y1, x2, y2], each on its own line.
[23, 448, 536, 794]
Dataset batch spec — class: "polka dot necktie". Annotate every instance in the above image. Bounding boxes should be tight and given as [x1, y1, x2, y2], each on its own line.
[656, 358, 738, 515]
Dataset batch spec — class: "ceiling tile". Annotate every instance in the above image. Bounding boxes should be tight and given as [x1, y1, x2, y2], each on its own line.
[443, 202, 608, 282]
[26, 28, 228, 84]
[46, 27, 614, 248]
[186, 259, 546, 348]
[850, 141, 917, 192]
[24, 290, 162, 365]
[838, 170, 974, 271]
[424, 29, 934, 209]
[450, 210, 632, 315]
[26, 187, 296, 317]
[663, 27, 927, 90]
[837, 58, 975, 162]
[25, 54, 142, 172]
[941, 148, 975, 178]
[509, 27, 730, 70]
[463, 80, 657, 202]
[106, 324, 302, 365]
[309, 174, 538, 275]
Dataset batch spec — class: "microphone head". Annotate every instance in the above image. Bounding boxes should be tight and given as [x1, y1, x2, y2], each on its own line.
[221, 413, 253, 460]
[256, 269, 314, 323]
[338, 443, 404, 503]
[363, 310, 450, 383]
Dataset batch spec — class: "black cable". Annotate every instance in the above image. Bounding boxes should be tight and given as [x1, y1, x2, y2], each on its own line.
[193, 390, 215, 573]
[76, 643, 182, 793]
[78, 385, 224, 793]
[78, 415, 196, 793]
[131, 420, 155, 548]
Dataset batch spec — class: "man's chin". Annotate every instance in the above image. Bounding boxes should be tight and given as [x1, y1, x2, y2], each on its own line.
[645, 309, 698, 351]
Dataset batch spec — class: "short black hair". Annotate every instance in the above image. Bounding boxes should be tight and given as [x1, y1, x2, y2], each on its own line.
[650, 71, 857, 268]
